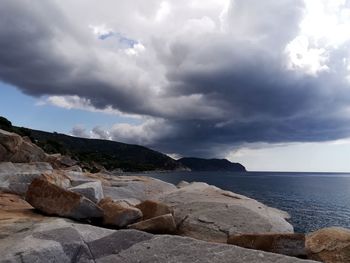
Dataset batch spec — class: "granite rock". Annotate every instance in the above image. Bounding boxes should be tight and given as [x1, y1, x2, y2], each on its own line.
[25, 177, 103, 220]
[128, 213, 176, 234]
[98, 197, 142, 228]
[306, 227, 350, 263]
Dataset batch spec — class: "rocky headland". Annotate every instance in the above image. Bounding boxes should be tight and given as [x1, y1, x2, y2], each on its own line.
[0, 128, 349, 262]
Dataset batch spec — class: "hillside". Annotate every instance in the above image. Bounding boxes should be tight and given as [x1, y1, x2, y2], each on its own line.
[0, 116, 185, 172]
[178, 157, 246, 172]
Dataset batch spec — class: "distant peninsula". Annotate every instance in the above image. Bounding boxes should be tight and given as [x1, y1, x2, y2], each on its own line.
[0, 116, 246, 173]
[178, 157, 246, 172]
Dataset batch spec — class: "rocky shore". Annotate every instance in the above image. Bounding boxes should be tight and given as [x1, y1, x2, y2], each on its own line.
[1, 129, 349, 262]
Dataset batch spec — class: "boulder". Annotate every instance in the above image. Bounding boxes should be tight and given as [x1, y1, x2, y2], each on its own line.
[128, 213, 176, 234]
[135, 200, 173, 220]
[25, 177, 103, 220]
[104, 233, 317, 263]
[228, 233, 306, 258]
[0, 129, 47, 163]
[98, 197, 142, 228]
[306, 227, 350, 263]
[0, 216, 317, 263]
[69, 181, 104, 203]
[159, 182, 293, 243]
[0, 162, 53, 195]
[101, 175, 177, 201]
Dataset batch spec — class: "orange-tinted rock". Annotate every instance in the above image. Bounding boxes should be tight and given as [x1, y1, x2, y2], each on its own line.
[0, 192, 32, 210]
[98, 197, 142, 228]
[25, 178, 103, 220]
[136, 200, 173, 220]
[306, 227, 350, 263]
[128, 213, 176, 234]
[228, 233, 306, 258]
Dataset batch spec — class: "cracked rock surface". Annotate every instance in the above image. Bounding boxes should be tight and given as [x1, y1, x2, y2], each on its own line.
[0, 212, 316, 263]
[159, 182, 294, 243]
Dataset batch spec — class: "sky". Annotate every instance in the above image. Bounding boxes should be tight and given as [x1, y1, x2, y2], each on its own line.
[1, 0, 350, 172]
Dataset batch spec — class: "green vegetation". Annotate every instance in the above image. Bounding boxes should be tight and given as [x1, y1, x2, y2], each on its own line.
[0, 116, 184, 172]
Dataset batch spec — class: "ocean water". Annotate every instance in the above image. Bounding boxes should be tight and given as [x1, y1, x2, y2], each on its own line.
[147, 171, 350, 233]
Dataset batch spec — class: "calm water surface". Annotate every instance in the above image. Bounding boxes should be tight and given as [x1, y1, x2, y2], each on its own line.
[146, 171, 350, 233]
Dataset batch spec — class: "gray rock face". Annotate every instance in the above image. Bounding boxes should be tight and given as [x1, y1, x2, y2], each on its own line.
[159, 182, 294, 243]
[26, 178, 103, 220]
[98, 234, 316, 263]
[0, 129, 47, 163]
[0, 162, 53, 195]
[0, 217, 316, 263]
[69, 181, 104, 203]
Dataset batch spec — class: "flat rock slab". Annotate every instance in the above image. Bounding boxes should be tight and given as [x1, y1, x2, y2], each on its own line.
[26, 177, 103, 220]
[0, 216, 317, 263]
[159, 182, 294, 243]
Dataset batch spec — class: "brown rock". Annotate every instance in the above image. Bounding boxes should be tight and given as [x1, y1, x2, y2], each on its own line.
[98, 197, 142, 228]
[306, 227, 350, 263]
[228, 233, 306, 258]
[136, 200, 173, 220]
[25, 177, 103, 220]
[128, 213, 177, 234]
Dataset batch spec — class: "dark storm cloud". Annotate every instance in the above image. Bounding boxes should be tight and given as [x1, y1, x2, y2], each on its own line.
[2, 0, 350, 157]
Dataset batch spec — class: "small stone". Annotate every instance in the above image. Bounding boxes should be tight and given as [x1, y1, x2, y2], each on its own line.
[98, 197, 142, 228]
[136, 200, 173, 220]
[128, 213, 176, 234]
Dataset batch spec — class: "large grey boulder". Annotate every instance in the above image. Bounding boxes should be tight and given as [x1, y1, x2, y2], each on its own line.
[0, 216, 317, 263]
[0, 162, 53, 195]
[0, 129, 47, 163]
[69, 181, 104, 203]
[159, 182, 294, 243]
[25, 178, 103, 220]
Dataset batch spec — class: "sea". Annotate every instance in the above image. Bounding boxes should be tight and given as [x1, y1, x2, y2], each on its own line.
[146, 171, 350, 233]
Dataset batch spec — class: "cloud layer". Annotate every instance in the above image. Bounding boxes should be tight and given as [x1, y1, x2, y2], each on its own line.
[2, 0, 350, 157]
